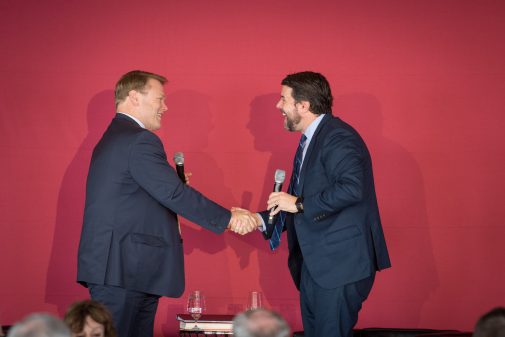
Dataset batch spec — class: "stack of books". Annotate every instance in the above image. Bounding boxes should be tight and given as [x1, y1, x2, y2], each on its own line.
[177, 314, 234, 333]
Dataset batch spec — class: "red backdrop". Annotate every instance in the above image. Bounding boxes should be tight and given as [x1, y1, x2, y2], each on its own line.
[1, 0, 505, 335]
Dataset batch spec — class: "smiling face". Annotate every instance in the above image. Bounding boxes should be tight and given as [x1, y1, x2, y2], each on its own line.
[276, 85, 304, 132]
[137, 78, 167, 131]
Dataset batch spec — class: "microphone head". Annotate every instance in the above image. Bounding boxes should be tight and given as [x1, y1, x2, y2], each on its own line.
[274, 169, 286, 184]
[174, 152, 184, 165]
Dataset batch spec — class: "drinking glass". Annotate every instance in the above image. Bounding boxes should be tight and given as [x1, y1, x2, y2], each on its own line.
[187, 290, 205, 329]
[249, 291, 263, 310]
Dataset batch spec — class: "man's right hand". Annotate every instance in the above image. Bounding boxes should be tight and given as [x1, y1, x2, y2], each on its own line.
[228, 207, 260, 235]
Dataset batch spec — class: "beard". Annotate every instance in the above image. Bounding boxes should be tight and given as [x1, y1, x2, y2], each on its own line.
[284, 110, 302, 132]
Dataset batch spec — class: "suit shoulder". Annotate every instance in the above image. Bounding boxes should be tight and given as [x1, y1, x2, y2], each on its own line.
[134, 128, 161, 142]
[320, 117, 360, 141]
[319, 116, 370, 153]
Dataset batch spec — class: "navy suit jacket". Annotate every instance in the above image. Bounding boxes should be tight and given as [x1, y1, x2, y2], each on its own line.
[77, 113, 230, 297]
[261, 113, 391, 290]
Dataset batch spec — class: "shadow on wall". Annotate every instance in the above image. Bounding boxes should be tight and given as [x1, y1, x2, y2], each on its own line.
[45, 90, 115, 315]
[162, 89, 267, 265]
[334, 93, 439, 326]
[160, 90, 237, 334]
[247, 93, 301, 325]
[162, 89, 230, 256]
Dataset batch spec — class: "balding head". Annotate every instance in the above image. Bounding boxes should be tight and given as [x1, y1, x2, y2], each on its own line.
[474, 307, 505, 337]
[7, 313, 70, 337]
[233, 309, 290, 337]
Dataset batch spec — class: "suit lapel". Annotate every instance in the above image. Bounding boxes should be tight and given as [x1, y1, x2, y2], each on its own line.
[297, 113, 332, 194]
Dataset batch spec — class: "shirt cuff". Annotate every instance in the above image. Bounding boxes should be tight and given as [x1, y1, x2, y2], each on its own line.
[256, 213, 266, 232]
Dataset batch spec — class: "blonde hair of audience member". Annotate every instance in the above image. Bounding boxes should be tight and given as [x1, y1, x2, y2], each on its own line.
[233, 308, 290, 337]
[474, 307, 505, 337]
[7, 313, 70, 337]
[64, 300, 116, 337]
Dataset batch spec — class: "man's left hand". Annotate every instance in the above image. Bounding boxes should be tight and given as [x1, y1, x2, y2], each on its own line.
[267, 192, 298, 215]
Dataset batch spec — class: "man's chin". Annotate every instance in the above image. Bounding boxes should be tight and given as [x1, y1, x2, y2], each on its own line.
[284, 122, 296, 132]
[147, 123, 162, 131]
[283, 120, 290, 131]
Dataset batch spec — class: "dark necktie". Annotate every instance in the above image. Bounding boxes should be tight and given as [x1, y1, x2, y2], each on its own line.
[269, 134, 307, 250]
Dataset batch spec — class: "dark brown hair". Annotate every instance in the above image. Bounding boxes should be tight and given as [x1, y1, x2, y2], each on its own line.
[64, 300, 117, 337]
[281, 71, 333, 115]
[114, 70, 167, 108]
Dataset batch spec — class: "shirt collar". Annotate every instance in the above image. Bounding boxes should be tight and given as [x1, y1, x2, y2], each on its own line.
[117, 112, 145, 129]
[303, 114, 325, 144]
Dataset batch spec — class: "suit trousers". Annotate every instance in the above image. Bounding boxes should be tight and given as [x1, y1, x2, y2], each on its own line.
[88, 283, 160, 337]
[300, 263, 375, 337]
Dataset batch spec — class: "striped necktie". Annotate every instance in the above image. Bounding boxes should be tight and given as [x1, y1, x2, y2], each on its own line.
[269, 134, 307, 250]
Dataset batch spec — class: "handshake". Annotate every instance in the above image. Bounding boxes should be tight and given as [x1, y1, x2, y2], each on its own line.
[226, 191, 296, 235]
[228, 207, 262, 235]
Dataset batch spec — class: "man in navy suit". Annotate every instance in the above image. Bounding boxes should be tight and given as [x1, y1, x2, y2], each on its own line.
[77, 70, 257, 337]
[259, 72, 391, 337]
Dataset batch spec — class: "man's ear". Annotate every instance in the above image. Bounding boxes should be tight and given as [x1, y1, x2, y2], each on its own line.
[128, 90, 140, 106]
[297, 100, 311, 114]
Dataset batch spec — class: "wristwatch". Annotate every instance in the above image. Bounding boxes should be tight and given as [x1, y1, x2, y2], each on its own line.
[295, 196, 304, 213]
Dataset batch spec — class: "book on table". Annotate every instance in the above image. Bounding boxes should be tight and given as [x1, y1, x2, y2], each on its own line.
[177, 314, 234, 331]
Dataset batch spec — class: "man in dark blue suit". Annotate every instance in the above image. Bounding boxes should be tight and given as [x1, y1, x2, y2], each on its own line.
[259, 72, 391, 337]
[77, 70, 257, 337]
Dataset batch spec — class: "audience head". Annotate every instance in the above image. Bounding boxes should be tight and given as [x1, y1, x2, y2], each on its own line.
[7, 313, 70, 337]
[233, 308, 290, 337]
[474, 307, 505, 337]
[64, 300, 116, 337]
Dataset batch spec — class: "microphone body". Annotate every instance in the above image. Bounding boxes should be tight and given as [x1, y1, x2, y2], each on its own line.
[268, 169, 286, 225]
[173, 152, 186, 183]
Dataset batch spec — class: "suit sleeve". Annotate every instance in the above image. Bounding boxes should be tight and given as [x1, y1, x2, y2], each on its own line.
[128, 131, 231, 234]
[302, 132, 365, 220]
[258, 211, 272, 239]
[258, 210, 292, 241]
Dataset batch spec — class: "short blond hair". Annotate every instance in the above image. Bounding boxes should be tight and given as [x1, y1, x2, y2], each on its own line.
[114, 70, 167, 108]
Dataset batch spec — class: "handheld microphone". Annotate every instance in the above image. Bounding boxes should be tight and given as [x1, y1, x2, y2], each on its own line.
[268, 169, 286, 225]
[173, 152, 186, 183]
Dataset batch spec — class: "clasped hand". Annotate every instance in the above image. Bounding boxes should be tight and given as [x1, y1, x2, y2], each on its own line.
[228, 207, 260, 235]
